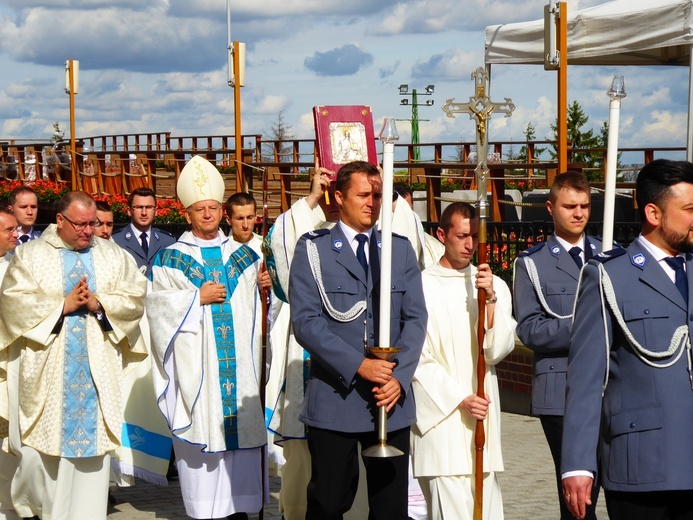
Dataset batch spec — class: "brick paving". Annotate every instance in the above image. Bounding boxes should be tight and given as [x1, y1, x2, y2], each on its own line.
[109, 412, 608, 519]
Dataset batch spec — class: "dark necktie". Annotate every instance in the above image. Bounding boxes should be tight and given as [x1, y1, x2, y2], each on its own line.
[355, 234, 369, 274]
[664, 256, 688, 302]
[569, 246, 583, 268]
[18, 234, 30, 243]
[140, 232, 149, 257]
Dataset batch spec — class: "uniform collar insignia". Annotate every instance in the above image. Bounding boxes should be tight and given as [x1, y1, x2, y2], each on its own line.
[125, 231, 132, 240]
[333, 239, 343, 250]
[377, 240, 382, 249]
[551, 245, 561, 256]
[631, 253, 646, 268]
[154, 232, 159, 240]
[590, 242, 596, 250]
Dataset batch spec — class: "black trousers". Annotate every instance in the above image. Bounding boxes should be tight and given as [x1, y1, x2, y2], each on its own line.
[540, 415, 599, 520]
[605, 490, 693, 520]
[305, 425, 410, 520]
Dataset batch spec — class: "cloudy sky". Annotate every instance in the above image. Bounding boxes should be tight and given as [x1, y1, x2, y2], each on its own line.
[0, 0, 688, 162]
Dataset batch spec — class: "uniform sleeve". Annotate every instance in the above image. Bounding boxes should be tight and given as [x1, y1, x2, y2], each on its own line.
[561, 262, 609, 475]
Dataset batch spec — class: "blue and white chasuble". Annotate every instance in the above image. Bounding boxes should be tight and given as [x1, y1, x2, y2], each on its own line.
[147, 231, 266, 453]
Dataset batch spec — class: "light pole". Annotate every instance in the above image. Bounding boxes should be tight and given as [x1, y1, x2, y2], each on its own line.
[227, 0, 246, 192]
[65, 59, 79, 189]
[398, 84, 434, 162]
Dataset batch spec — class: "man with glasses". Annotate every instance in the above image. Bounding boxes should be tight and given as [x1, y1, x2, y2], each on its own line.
[113, 187, 175, 276]
[0, 206, 18, 519]
[0, 191, 147, 519]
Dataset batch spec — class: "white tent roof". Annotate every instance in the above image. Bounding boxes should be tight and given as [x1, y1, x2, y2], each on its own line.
[485, 0, 693, 66]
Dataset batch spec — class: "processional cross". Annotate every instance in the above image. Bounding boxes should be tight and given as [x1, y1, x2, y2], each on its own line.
[441, 66, 515, 218]
[441, 66, 514, 520]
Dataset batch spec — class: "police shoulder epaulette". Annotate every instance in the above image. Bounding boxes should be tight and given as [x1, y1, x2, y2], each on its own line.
[592, 247, 627, 264]
[302, 228, 330, 240]
[155, 227, 174, 237]
[518, 242, 546, 257]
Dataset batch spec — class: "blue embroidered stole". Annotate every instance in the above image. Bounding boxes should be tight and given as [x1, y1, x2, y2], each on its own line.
[60, 248, 98, 458]
[157, 243, 258, 450]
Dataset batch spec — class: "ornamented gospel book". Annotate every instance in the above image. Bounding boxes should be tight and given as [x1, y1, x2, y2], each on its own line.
[313, 105, 378, 177]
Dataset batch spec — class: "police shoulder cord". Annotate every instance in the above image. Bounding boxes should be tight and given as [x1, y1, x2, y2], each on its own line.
[596, 262, 691, 394]
[524, 257, 572, 319]
[306, 239, 367, 322]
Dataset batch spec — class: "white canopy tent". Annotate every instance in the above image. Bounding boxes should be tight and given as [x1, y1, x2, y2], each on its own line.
[484, 0, 693, 159]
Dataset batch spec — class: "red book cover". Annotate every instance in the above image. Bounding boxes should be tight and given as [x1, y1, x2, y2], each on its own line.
[313, 105, 378, 177]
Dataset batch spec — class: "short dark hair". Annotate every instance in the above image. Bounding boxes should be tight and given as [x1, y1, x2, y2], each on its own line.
[225, 192, 257, 216]
[636, 159, 693, 220]
[9, 186, 37, 206]
[439, 202, 476, 233]
[335, 161, 380, 195]
[128, 187, 156, 207]
[95, 200, 112, 213]
[549, 171, 591, 204]
[57, 191, 95, 214]
[393, 182, 413, 198]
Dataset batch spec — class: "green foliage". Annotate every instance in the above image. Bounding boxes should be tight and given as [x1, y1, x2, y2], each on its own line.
[51, 122, 64, 144]
[519, 122, 546, 162]
[548, 100, 606, 174]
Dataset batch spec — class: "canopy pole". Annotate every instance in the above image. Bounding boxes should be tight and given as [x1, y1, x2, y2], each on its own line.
[686, 45, 693, 162]
[557, 1, 568, 178]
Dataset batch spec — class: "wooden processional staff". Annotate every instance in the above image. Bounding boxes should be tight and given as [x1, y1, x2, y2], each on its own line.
[442, 66, 514, 520]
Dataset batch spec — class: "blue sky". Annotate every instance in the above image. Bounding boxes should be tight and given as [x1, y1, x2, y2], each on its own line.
[0, 0, 688, 162]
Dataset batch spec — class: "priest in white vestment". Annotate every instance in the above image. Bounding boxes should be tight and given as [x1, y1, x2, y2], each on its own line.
[411, 202, 516, 520]
[0, 207, 19, 520]
[147, 156, 267, 520]
[0, 192, 148, 520]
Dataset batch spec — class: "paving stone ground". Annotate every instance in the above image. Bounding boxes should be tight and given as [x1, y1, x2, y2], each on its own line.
[109, 412, 608, 519]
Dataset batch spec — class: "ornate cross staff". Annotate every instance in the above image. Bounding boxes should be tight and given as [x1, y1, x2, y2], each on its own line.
[441, 66, 514, 520]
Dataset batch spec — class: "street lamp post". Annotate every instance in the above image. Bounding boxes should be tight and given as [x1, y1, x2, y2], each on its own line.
[398, 84, 434, 162]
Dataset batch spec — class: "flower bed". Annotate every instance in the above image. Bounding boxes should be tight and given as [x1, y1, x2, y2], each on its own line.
[0, 180, 186, 224]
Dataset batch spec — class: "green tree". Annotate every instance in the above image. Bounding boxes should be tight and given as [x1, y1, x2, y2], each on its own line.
[262, 111, 294, 163]
[519, 122, 546, 162]
[548, 100, 604, 174]
[51, 122, 64, 145]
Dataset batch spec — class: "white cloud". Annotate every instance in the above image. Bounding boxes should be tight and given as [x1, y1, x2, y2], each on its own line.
[255, 94, 291, 115]
[0, 0, 686, 166]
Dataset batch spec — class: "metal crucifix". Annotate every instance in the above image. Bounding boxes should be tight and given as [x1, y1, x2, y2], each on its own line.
[441, 66, 514, 520]
[442, 66, 515, 214]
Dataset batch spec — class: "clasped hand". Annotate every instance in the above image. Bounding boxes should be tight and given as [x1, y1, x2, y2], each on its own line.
[63, 276, 99, 315]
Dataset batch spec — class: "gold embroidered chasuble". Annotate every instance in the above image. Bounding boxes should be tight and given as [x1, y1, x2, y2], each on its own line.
[0, 225, 147, 457]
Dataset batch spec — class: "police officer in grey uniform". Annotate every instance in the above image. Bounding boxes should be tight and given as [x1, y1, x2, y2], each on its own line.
[562, 159, 693, 520]
[112, 187, 175, 276]
[514, 171, 602, 520]
[289, 161, 427, 520]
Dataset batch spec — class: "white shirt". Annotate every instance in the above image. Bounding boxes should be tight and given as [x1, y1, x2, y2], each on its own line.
[338, 222, 373, 263]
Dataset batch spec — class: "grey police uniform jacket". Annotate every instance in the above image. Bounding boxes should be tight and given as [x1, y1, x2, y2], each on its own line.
[562, 239, 693, 491]
[112, 226, 176, 276]
[289, 226, 428, 433]
[513, 235, 600, 416]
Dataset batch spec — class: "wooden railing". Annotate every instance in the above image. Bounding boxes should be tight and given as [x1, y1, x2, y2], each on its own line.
[0, 132, 686, 221]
